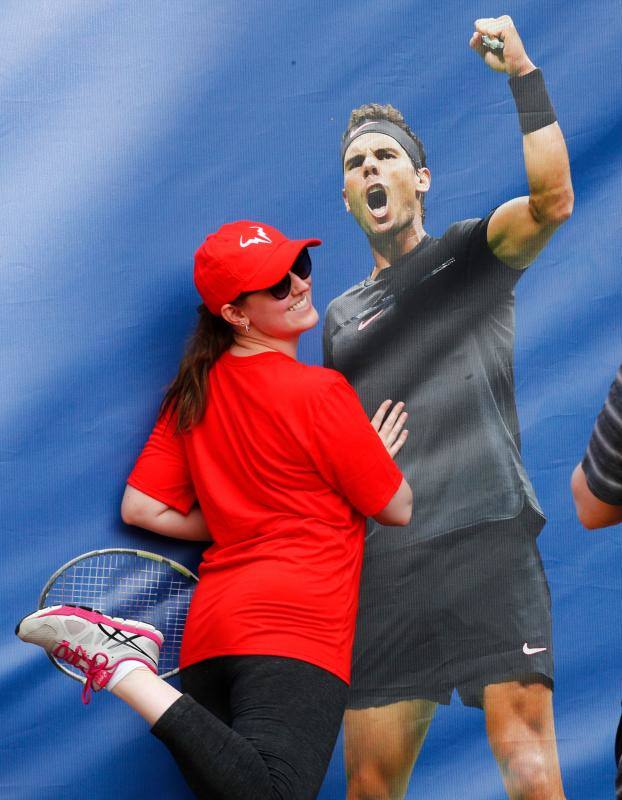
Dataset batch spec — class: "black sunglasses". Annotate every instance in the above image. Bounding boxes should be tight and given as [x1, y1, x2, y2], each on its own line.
[233, 249, 312, 305]
[266, 248, 312, 300]
[266, 247, 311, 300]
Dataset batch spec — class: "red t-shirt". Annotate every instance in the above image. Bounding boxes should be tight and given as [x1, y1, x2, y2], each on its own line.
[127, 350, 402, 682]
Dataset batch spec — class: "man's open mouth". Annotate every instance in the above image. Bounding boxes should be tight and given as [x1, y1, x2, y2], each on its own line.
[366, 185, 388, 217]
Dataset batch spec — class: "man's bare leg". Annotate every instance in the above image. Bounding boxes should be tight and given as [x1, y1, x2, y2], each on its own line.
[344, 699, 437, 800]
[484, 680, 565, 800]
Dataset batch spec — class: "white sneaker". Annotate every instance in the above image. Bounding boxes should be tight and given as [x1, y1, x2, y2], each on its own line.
[16, 605, 163, 703]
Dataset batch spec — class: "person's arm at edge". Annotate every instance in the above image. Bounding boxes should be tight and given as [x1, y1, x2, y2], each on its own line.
[571, 464, 622, 530]
[121, 484, 212, 541]
[470, 17, 574, 269]
[571, 366, 622, 529]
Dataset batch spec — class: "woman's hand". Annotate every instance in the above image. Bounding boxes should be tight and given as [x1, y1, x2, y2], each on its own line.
[370, 400, 408, 459]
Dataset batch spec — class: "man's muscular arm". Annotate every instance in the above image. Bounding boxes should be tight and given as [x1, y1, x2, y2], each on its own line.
[470, 16, 574, 269]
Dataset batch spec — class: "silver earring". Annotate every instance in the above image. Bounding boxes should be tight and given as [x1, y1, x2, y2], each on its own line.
[239, 321, 250, 333]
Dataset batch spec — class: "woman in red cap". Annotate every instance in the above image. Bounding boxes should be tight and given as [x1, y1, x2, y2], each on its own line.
[18, 221, 412, 800]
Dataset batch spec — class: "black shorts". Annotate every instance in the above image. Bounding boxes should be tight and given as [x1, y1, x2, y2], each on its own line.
[347, 503, 553, 710]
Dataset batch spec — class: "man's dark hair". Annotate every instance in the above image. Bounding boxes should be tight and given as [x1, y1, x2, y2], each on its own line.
[342, 103, 428, 223]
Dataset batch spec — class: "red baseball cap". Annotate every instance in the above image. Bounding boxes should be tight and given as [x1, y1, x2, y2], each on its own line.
[194, 221, 321, 314]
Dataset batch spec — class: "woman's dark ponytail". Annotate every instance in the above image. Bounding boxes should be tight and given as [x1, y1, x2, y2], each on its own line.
[160, 304, 234, 431]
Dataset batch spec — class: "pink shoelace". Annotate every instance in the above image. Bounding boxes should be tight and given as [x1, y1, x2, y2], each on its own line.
[53, 641, 113, 704]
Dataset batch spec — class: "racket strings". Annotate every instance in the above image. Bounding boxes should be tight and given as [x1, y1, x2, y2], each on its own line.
[44, 553, 195, 677]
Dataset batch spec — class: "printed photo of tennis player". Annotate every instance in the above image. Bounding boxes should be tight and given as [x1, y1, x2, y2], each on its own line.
[324, 16, 573, 800]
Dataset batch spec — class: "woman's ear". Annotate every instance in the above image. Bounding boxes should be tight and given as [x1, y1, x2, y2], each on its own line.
[221, 303, 248, 328]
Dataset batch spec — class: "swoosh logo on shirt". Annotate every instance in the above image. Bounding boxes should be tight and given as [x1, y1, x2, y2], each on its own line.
[357, 309, 385, 331]
[523, 643, 547, 656]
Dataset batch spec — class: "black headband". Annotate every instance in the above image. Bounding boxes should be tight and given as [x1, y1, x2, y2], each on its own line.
[341, 120, 423, 169]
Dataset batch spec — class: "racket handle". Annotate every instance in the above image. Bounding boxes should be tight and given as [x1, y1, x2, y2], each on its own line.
[482, 34, 504, 52]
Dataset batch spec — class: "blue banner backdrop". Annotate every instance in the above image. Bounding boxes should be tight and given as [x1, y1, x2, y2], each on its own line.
[2, 2, 621, 798]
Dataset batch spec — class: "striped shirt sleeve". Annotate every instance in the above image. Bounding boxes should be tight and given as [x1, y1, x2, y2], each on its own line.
[582, 364, 622, 505]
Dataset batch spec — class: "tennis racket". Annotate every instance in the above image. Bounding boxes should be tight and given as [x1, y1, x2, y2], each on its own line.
[38, 548, 198, 682]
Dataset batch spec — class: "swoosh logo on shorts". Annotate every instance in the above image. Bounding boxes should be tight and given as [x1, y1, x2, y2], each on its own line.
[357, 309, 385, 331]
[523, 643, 547, 655]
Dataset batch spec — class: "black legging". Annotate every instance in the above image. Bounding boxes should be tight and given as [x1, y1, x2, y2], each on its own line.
[151, 655, 348, 800]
